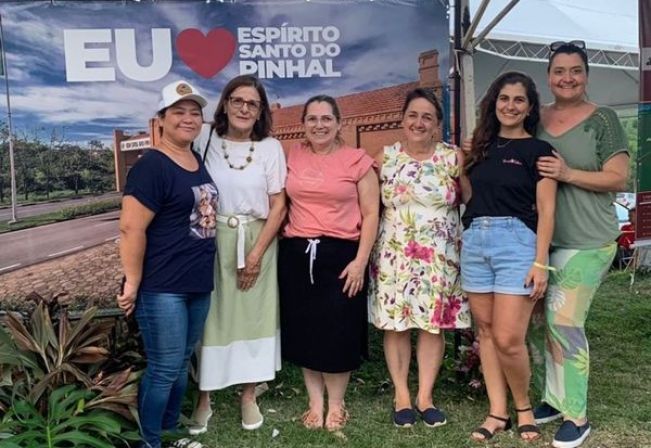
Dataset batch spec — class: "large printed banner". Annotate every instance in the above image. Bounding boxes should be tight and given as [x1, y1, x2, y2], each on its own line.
[639, 0, 651, 246]
[0, 0, 449, 143]
[0, 0, 449, 301]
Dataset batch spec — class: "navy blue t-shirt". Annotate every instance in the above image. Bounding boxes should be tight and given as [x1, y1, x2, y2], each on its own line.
[462, 137, 554, 233]
[124, 149, 218, 293]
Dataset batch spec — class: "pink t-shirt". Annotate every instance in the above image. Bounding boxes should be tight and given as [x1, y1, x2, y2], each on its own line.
[284, 144, 376, 240]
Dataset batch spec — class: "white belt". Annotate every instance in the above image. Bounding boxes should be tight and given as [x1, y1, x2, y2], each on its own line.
[216, 214, 258, 269]
[305, 239, 320, 284]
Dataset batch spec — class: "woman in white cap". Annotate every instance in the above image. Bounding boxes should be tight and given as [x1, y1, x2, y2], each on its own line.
[117, 80, 216, 448]
[190, 75, 286, 433]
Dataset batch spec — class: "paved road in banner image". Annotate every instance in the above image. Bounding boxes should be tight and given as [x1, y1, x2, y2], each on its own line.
[0, 192, 120, 222]
[0, 211, 120, 273]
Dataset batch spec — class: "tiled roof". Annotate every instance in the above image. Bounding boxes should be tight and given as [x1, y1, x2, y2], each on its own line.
[272, 81, 420, 129]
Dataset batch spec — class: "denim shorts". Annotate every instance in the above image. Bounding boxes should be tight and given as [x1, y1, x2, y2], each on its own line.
[460, 217, 536, 295]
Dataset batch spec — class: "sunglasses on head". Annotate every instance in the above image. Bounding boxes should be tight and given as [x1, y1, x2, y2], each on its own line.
[549, 40, 586, 52]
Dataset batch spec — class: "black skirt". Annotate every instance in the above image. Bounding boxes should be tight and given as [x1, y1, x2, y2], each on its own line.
[279, 236, 369, 373]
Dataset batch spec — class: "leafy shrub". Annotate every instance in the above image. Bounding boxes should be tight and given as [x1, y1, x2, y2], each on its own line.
[0, 384, 139, 448]
[0, 293, 142, 446]
[58, 199, 120, 220]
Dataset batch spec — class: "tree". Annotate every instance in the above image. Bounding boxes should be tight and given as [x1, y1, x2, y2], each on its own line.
[620, 115, 638, 192]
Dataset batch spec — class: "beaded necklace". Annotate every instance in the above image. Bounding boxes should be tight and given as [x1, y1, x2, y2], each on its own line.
[221, 139, 255, 170]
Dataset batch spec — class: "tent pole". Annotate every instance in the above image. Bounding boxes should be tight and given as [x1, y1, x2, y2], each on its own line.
[471, 0, 520, 50]
[462, 0, 489, 50]
[452, 0, 467, 145]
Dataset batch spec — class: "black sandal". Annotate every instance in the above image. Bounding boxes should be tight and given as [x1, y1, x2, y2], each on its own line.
[515, 407, 542, 442]
[471, 414, 512, 441]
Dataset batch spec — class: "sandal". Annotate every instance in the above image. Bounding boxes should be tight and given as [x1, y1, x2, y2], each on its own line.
[471, 414, 512, 441]
[515, 407, 542, 442]
[325, 405, 349, 432]
[301, 409, 323, 429]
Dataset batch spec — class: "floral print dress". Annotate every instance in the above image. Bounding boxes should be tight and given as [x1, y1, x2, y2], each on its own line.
[368, 142, 470, 333]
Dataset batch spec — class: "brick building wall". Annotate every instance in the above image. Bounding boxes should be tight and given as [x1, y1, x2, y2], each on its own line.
[272, 49, 443, 156]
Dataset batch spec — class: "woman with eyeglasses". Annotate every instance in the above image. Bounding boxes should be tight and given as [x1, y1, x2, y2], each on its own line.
[189, 75, 287, 434]
[279, 95, 379, 431]
[528, 41, 629, 448]
[367, 88, 470, 429]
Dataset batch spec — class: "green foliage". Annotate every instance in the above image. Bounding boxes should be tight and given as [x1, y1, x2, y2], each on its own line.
[0, 384, 139, 448]
[0, 294, 142, 446]
[0, 199, 121, 234]
[58, 198, 121, 220]
[0, 292, 139, 416]
[0, 126, 115, 203]
[620, 114, 638, 191]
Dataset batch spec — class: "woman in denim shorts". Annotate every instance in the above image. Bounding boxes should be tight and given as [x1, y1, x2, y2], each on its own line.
[459, 72, 557, 443]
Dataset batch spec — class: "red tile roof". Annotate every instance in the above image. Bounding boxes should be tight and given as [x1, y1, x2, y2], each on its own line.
[272, 81, 420, 129]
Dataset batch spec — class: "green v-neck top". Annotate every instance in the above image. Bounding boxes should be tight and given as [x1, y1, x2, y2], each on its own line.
[537, 106, 629, 249]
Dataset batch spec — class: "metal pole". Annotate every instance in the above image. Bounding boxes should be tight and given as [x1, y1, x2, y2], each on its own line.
[452, 0, 464, 145]
[462, 0, 490, 50]
[471, 0, 520, 51]
[0, 14, 17, 223]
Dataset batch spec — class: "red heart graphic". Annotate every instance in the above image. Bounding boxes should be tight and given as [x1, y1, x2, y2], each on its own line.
[176, 28, 236, 78]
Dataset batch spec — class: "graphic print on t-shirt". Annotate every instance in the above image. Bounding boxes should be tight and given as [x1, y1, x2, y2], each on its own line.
[189, 183, 218, 239]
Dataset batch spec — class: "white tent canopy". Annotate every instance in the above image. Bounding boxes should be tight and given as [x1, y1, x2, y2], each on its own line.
[466, 0, 639, 109]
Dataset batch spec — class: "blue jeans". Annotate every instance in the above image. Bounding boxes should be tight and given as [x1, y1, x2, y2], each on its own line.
[135, 291, 211, 448]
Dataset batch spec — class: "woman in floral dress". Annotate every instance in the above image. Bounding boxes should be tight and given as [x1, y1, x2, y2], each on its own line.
[368, 88, 470, 428]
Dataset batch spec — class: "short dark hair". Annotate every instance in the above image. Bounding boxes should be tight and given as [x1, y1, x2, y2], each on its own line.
[401, 88, 443, 122]
[466, 71, 541, 170]
[548, 43, 590, 75]
[212, 75, 272, 141]
[301, 94, 342, 123]
[301, 94, 344, 145]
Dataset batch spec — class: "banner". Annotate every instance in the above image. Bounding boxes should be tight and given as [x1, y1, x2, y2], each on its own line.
[0, 0, 449, 301]
[639, 0, 651, 246]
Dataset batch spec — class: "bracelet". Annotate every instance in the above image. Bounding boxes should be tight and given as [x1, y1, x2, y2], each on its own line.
[533, 261, 557, 271]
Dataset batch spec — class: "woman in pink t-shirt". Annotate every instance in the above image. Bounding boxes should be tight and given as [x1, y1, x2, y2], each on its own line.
[279, 95, 380, 431]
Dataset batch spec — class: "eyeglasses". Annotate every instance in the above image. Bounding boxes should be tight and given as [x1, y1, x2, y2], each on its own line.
[304, 115, 336, 126]
[549, 40, 586, 52]
[228, 96, 261, 112]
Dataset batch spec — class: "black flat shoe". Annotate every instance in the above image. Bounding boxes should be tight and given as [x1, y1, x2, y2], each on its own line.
[471, 414, 512, 441]
[393, 408, 416, 428]
[415, 406, 447, 428]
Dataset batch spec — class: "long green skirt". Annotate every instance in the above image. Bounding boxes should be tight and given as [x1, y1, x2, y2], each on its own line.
[198, 219, 281, 390]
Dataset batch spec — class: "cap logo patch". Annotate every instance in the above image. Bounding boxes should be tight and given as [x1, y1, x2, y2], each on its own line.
[176, 83, 193, 95]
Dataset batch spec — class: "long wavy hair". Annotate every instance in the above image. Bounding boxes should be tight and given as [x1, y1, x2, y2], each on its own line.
[465, 71, 541, 171]
[212, 75, 272, 141]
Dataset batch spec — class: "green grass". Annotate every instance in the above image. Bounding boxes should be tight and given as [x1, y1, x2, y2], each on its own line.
[0, 198, 120, 233]
[0, 189, 96, 208]
[188, 272, 651, 448]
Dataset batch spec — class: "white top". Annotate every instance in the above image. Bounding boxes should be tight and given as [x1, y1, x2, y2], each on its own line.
[195, 124, 287, 219]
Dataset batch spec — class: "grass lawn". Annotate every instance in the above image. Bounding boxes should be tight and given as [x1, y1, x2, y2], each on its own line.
[189, 271, 651, 448]
[0, 189, 93, 208]
[0, 198, 120, 233]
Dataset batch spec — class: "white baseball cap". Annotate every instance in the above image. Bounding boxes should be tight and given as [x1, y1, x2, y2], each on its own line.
[158, 80, 208, 111]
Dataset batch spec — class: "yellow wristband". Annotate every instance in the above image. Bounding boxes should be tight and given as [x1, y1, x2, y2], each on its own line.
[533, 261, 556, 271]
